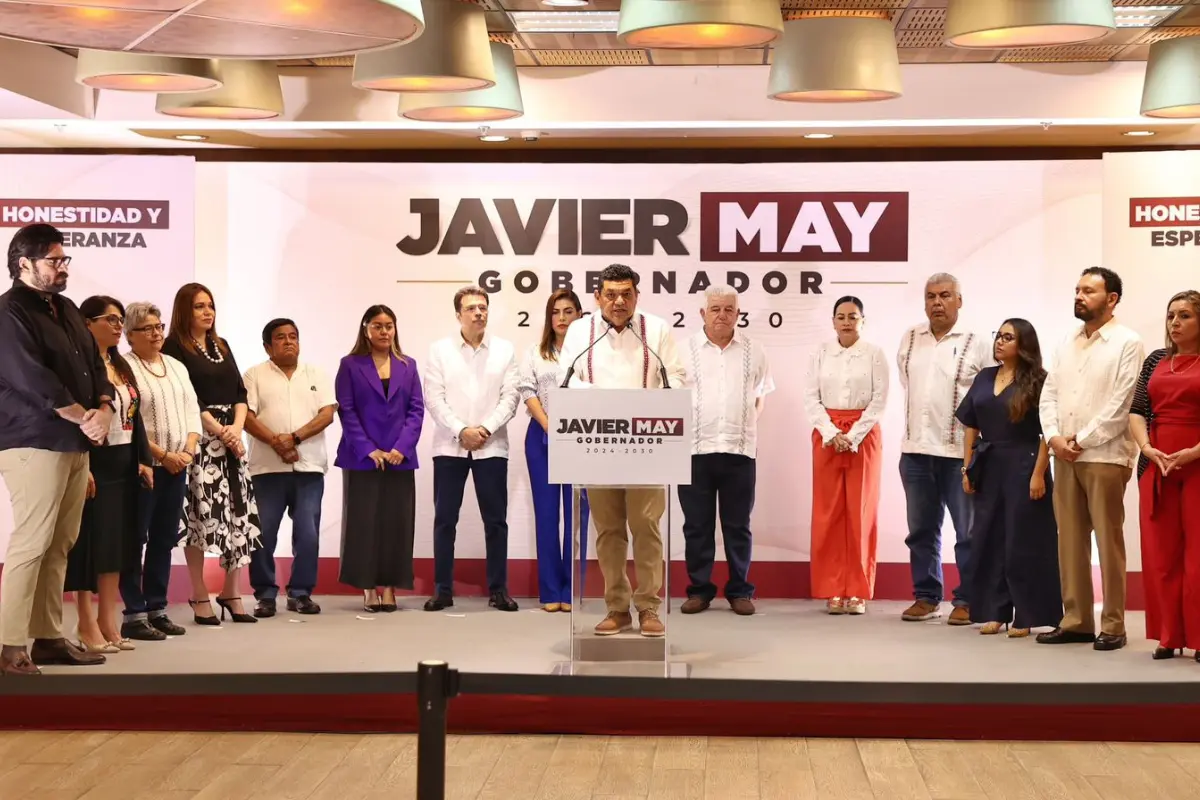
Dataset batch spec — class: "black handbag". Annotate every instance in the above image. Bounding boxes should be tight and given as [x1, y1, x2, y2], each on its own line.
[965, 440, 991, 492]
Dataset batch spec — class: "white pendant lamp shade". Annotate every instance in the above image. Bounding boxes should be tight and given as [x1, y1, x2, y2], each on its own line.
[399, 42, 523, 122]
[768, 17, 902, 103]
[156, 61, 285, 121]
[76, 50, 221, 93]
[617, 0, 783, 49]
[945, 0, 1115, 49]
[1142, 35, 1200, 118]
[353, 1, 494, 93]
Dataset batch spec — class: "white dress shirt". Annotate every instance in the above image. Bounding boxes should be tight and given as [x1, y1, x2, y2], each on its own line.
[684, 330, 774, 458]
[518, 343, 562, 420]
[559, 311, 686, 390]
[896, 323, 992, 459]
[425, 332, 520, 459]
[1039, 318, 1144, 468]
[244, 360, 336, 477]
[803, 338, 889, 452]
[126, 351, 202, 463]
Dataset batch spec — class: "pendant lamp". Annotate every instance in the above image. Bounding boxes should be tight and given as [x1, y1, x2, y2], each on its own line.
[1141, 35, 1200, 119]
[156, 60, 285, 121]
[768, 17, 902, 103]
[617, 0, 783, 49]
[945, 0, 1116, 49]
[76, 50, 221, 93]
[399, 42, 523, 122]
[353, 1, 494, 93]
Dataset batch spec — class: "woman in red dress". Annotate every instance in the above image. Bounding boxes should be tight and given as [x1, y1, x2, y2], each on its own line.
[1130, 289, 1200, 662]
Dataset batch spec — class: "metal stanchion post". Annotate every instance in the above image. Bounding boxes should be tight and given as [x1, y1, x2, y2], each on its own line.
[416, 659, 460, 800]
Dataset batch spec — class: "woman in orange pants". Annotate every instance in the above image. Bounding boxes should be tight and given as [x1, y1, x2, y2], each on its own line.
[1130, 290, 1200, 662]
[803, 296, 889, 614]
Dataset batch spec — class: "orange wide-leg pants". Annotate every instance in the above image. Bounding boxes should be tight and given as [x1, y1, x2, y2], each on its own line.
[810, 410, 881, 599]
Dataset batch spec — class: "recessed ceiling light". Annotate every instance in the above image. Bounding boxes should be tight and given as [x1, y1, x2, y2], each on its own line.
[804, 133, 834, 139]
[510, 10, 617, 32]
[1115, 6, 1181, 28]
[1123, 130, 1156, 136]
[175, 134, 208, 141]
[543, 0, 589, 6]
[479, 133, 510, 142]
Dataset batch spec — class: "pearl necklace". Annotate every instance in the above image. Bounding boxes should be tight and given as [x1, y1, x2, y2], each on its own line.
[191, 334, 225, 364]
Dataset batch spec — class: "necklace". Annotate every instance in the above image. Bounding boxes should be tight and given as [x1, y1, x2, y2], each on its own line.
[132, 352, 166, 378]
[1170, 353, 1199, 375]
[191, 334, 225, 364]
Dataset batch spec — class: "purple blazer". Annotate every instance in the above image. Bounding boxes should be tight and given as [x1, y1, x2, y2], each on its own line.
[334, 354, 425, 472]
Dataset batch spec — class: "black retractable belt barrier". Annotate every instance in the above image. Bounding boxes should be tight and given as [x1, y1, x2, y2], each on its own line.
[416, 660, 460, 800]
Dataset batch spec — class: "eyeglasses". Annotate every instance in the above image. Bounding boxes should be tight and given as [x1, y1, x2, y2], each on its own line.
[994, 332, 1016, 343]
[367, 323, 395, 333]
[38, 256, 71, 269]
[92, 314, 124, 327]
[131, 323, 166, 334]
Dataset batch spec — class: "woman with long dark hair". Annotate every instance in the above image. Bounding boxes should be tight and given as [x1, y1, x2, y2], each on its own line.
[518, 289, 589, 611]
[162, 282, 261, 625]
[67, 296, 154, 653]
[956, 318, 1061, 637]
[335, 304, 424, 611]
[1130, 290, 1200, 662]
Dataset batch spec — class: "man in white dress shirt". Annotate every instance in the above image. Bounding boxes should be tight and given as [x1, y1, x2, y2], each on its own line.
[678, 285, 773, 617]
[243, 319, 337, 618]
[424, 285, 521, 612]
[559, 264, 686, 637]
[1037, 267, 1144, 651]
[896, 273, 992, 625]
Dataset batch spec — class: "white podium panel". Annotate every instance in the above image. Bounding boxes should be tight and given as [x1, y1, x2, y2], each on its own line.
[546, 388, 693, 678]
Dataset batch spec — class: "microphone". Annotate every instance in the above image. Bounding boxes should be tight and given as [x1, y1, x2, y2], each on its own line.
[559, 317, 612, 388]
[627, 315, 671, 389]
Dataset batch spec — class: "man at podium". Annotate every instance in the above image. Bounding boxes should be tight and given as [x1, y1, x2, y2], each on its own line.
[559, 264, 686, 637]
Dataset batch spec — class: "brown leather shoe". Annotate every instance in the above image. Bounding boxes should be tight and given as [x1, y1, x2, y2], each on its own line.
[30, 638, 106, 666]
[729, 598, 756, 616]
[0, 649, 41, 676]
[901, 600, 941, 621]
[638, 609, 665, 637]
[594, 611, 633, 636]
[680, 597, 710, 614]
[947, 606, 972, 626]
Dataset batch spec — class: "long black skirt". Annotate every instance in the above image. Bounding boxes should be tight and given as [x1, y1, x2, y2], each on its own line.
[65, 444, 137, 592]
[339, 469, 416, 590]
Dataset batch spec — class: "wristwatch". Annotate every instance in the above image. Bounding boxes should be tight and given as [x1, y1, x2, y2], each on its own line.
[292, 430, 304, 444]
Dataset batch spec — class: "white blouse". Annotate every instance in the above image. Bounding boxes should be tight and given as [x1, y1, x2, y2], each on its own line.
[802, 339, 889, 450]
[126, 351, 202, 462]
[517, 343, 564, 419]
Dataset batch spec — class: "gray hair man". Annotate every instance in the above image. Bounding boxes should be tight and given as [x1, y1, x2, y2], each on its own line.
[678, 284, 774, 617]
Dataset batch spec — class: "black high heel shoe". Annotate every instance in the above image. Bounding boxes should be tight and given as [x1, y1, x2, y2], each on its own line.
[189, 599, 220, 626]
[215, 596, 258, 623]
[363, 590, 382, 613]
[1153, 646, 1183, 660]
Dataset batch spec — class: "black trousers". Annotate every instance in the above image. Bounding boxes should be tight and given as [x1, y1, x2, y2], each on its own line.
[677, 453, 756, 601]
[432, 455, 509, 596]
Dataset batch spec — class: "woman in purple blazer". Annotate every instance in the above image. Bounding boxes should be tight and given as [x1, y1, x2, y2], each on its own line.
[335, 304, 425, 612]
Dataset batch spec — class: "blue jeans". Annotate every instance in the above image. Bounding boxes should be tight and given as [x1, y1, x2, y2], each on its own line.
[121, 467, 187, 622]
[525, 423, 588, 604]
[250, 472, 324, 600]
[899, 453, 973, 607]
[432, 455, 509, 596]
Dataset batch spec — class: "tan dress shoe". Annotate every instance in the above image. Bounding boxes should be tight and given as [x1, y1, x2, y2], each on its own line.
[947, 606, 972, 626]
[638, 609, 665, 637]
[594, 611, 633, 636]
[901, 600, 940, 621]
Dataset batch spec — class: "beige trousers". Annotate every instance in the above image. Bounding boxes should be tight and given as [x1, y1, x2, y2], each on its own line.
[0, 448, 90, 647]
[1052, 459, 1132, 637]
[588, 487, 666, 613]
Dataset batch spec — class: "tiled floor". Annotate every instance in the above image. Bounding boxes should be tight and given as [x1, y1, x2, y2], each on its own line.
[1, 731, 1198, 799]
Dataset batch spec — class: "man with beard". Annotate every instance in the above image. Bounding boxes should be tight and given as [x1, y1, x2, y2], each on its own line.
[0, 223, 113, 675]
[1038, 267, 1144, 651]
[243, 318, 337, 617]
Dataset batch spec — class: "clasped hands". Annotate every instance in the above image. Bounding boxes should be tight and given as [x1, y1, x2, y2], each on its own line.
[459, 425, 491, 452]
[215, 424, 246, 458]
[829, 433, 853, 453]
[1048, 435, 1084, 463]
[270, 433, 300, 464]
[367, 448, 405, 470]
[1141, 443, 1198, 477]
[60, 403, 113, 445]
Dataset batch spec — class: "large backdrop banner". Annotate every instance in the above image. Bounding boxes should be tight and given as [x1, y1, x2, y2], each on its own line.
[0, 155, 196, 561]
[189, 159, 1116, 594]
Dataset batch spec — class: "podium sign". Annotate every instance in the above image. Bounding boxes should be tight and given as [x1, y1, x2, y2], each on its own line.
[546, 388, 693, 486]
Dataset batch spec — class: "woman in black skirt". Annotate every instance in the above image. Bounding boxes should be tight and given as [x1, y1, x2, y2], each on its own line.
[956, 318, 1062, 638]
[68, 296, 154, 653]
[335, 305, 425, 612]
[162, 283, 262, 625]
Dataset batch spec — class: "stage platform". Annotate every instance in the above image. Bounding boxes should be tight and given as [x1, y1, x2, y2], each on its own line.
[3, 599, 1200, 742]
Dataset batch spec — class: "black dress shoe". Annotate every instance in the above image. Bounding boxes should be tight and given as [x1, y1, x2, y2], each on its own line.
[254, 599, 277, 618]
[122, 620, 167, 642]
[149, 616, 186, 636]
[423, 594, 454, 612]
[1094, 633, 1127, 651]
[286, 596, 321, 615]
[489, 591, 519, 612]
[1153, 646, 1183, 660]
[1035, 627, 1097, 645]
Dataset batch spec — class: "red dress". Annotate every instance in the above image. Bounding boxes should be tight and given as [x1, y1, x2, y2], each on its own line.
[1139, 355, 1200, 649]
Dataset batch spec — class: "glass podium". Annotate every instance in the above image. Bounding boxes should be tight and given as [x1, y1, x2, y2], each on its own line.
[546, 387, 692, 678]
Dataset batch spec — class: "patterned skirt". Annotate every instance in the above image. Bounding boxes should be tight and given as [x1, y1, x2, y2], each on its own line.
[180, 405, 262, 570]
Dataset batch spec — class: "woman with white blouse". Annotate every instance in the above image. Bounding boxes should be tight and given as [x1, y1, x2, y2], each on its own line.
[802, 296, 890, 614]
[519, 289, 589, 611]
